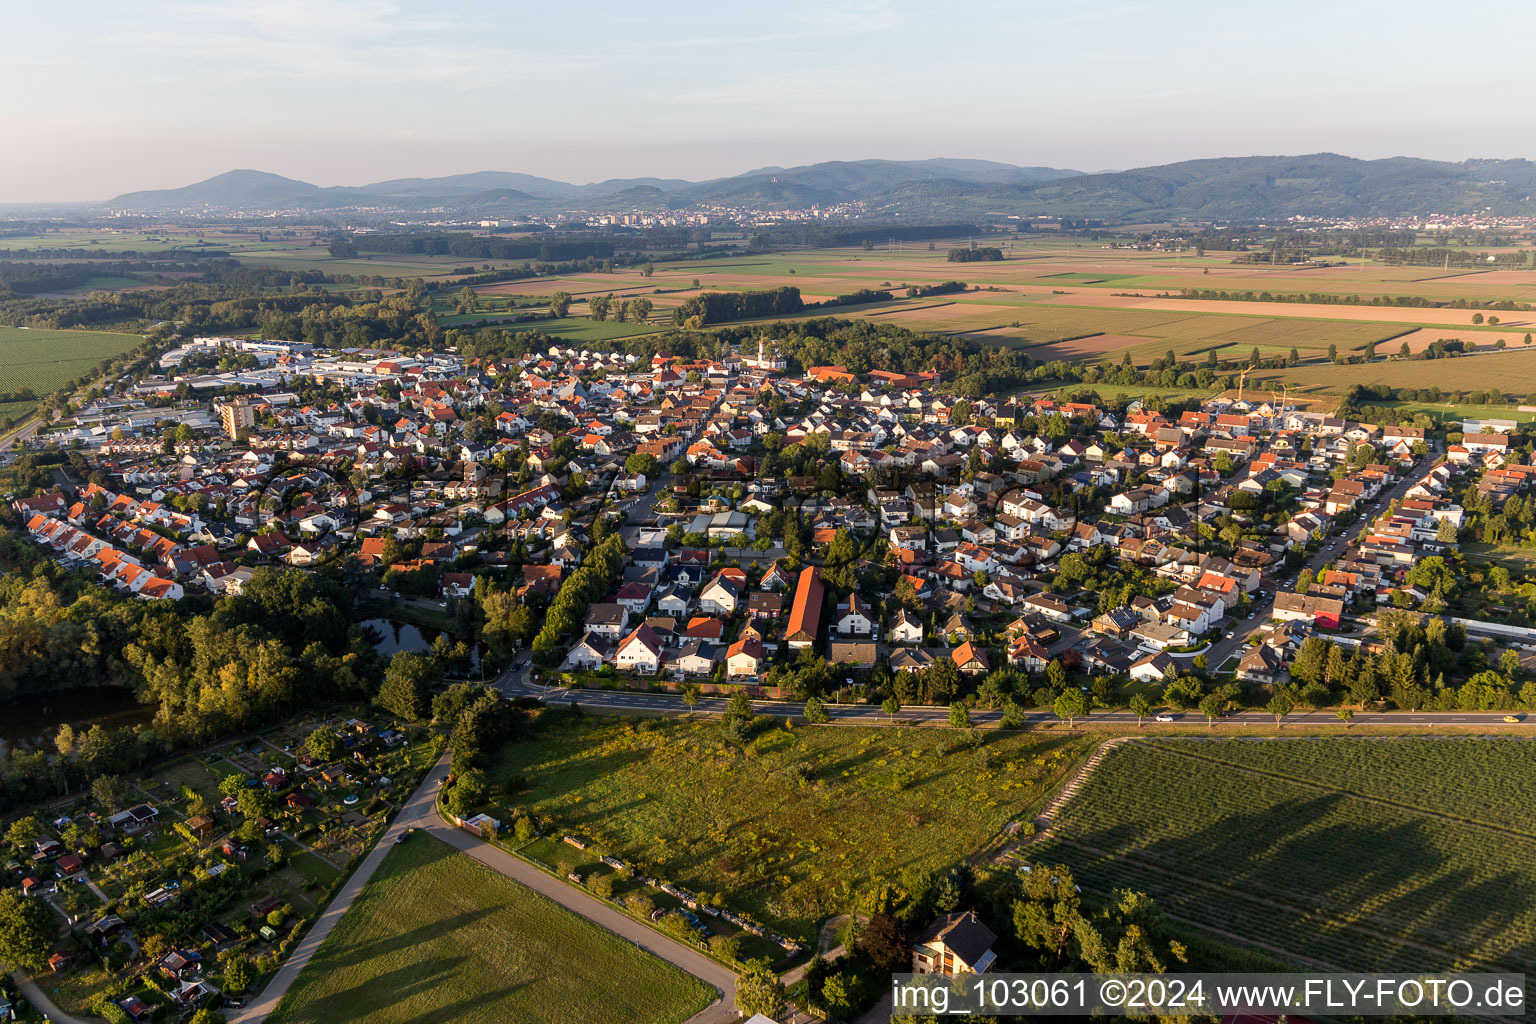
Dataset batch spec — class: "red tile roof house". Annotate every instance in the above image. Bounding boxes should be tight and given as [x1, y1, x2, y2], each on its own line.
[786, 566, 825, 650]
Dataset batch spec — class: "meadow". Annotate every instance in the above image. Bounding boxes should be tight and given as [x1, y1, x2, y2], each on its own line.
[488, 713, 1094, 939]
[0, 325, 142, 395]
[267, 834, 711, 1024]
[1033, 738, 1536, 976]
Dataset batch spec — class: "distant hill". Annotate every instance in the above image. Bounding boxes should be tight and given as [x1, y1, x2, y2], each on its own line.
[107, 169, 320, 212]
[99, 154, 1536, 221]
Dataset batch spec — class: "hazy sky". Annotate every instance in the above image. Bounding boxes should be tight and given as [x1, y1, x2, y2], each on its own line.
[5, 0, 1533, 202]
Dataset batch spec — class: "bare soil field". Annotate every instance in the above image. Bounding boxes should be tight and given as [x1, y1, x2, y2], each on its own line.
[1049, 292, 1536, 329]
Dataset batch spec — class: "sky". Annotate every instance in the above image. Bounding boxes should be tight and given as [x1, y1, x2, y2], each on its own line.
[4, 0, 1534, 202]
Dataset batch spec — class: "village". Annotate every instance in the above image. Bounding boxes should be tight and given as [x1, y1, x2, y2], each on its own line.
[8, 330, 1521, 706]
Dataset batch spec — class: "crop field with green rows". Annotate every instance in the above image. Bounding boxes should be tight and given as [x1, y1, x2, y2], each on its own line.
[1033, 738, 1536, 977]
[0, 326, 142, 394]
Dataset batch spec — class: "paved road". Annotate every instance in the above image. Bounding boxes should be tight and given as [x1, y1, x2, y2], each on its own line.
[525, 681, 1534, 730]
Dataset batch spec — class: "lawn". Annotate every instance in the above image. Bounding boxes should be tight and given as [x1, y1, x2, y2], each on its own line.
[267, 833, 711, 1024]
[1032, 738, 1536, 977]
[0, 326, 142, 394]
[487, 713, 1094, 938]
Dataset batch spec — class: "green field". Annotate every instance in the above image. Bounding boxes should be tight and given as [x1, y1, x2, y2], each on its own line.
[489, 714, 1093, 937]
[1462, 542, 1536, 571]
[1034, 738, 1536, 976]
[268, 834, 711, 1024]
[535, 317, 666, 342]
[1256, 349, 1536, 400]
[0, 326, 142, 394]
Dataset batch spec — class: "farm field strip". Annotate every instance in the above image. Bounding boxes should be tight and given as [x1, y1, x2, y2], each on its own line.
[1135, 739, 1536, 837]
[1254, 348, 1536, 395]
[1037, 739, 1536, 974]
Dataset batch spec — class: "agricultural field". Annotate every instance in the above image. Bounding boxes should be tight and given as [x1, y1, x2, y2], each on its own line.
[267, 834, 711, 1024]
[1253, 348, 1536, 400]
[1033, 738, 1536, 978]
[487, 713, 1094, 939]
[0, 326, 142, 394]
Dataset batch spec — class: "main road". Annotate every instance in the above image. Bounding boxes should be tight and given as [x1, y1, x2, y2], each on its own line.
[501, 663, 1530, 730]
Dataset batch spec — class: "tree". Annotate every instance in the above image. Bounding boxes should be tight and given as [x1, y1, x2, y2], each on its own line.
[856, 912, 909, 972]
[0, 888, 55, 971]
[1053, 688, 1090, 728]
[377, 650, 434, 721]
[1266, 691, 1294, 729]
[222, 953, 254, 993]
[588, 294, 612, 321]
[1472, 313, 1484, 325]
[820, 973, 852, 1019]
[735, 959, 787, 1020]
[6, 815, 41, 855]
[303, 726, 343, 763]
[1000, 698, 1026, 729]
[948, 702, 972, 729]
[548, 291, 572, 318]
[804, 695, 829, 724]
[1128, 693, 1152, 726]
[1336, 707, 1354, 726]
[1046, 658, 1068, 692]
[625, 297, 654, 323]
[680, 682, 700, 712]
[881, 696, 900, 721]
[1295, 568, 1314, 594]
[1198, 693, 1226, 728]
[92, 774, 129, 813]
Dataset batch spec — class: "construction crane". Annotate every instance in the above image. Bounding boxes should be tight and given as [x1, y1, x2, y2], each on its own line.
[1236, 364, 1256, 404]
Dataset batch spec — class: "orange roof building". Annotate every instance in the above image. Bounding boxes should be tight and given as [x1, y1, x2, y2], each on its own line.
[786, 566, 825, 650]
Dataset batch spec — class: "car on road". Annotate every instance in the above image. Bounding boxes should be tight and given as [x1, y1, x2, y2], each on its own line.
[1505, 715, 1522, 724]
[1155, 714, 1174, 723]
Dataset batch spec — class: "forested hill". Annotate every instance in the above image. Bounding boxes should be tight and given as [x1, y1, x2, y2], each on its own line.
[94, 154, 1536, 222]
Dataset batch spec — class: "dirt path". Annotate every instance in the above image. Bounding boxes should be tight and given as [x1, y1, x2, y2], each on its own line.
[14, 973, 99, 1024]
[993, 736, 1130, 863]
